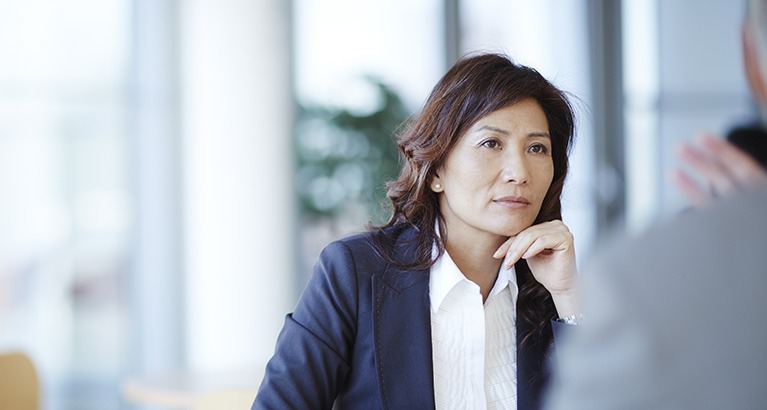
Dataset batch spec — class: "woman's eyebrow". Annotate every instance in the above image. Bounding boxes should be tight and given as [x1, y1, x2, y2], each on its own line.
[476, 125, 550, 139]
[476, 125, 509, 135]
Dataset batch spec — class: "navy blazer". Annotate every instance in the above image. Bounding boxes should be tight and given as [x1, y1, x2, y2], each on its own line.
[253, 224, 562, 410]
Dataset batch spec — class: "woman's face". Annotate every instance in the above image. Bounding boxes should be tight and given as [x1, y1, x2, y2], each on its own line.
[431, 98, 554, 245]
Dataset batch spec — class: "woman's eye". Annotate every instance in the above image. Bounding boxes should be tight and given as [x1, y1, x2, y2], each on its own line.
[481, 139, 500, 149]
[529, 143, 549, 154]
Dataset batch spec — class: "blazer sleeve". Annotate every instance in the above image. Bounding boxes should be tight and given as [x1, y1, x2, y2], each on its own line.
[539, 320, 574, 400]
[252, 240, 360, 410]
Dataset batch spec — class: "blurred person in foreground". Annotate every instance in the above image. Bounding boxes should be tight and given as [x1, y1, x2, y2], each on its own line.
[544, 186, 767, 410]
[253, 53, 582, 409]
[544, 1, 767, 409]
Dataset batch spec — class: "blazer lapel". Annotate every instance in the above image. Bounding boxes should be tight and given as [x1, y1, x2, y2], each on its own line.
[372, 227, 435, 410]
[370, 229, 551, 410]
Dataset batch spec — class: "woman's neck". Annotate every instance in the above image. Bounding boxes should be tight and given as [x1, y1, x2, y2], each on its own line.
[444, 234, 506, 302]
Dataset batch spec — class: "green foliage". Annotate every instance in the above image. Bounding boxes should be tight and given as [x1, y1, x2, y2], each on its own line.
[295, 78, 410, 225]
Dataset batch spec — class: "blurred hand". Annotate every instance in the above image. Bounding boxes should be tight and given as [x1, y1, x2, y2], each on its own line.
[673, 133, 767, 207]
[493, 220, 579, 316]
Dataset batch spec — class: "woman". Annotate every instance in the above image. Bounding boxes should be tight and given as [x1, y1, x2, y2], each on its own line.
[253, 53, 580, 410]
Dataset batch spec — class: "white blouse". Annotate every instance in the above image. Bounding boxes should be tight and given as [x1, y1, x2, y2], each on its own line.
[430, 249, 519, 409]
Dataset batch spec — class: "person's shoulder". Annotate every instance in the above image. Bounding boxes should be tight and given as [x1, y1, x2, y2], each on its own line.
[588, 187, 767, 287]
[552, 187, 767, 410]
[657, 186, 767, 244]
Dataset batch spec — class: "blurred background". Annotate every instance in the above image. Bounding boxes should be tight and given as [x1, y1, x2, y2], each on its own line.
[0, 0, 750, 408]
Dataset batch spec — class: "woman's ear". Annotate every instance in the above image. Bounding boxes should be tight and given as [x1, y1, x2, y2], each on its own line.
[430, 175, 444, 193]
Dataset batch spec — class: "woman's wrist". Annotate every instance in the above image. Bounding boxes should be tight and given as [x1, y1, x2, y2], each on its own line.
[550, 288, 580, 318]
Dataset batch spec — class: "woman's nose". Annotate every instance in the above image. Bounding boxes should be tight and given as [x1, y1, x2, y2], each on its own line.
[501, 153, 529, 184]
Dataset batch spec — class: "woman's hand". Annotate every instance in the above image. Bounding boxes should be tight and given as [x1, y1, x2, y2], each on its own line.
[673, 133, 767, 207]
[493, 220, 579, 316]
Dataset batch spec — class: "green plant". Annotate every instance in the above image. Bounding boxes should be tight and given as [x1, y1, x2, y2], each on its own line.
[295, 78, 410, 225]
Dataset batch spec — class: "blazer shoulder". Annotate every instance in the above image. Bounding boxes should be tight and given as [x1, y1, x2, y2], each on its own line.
[317, 224, 427, 293]
[328, 229, 380, 252]
[318, 230, 383, 271]
[322, 224, 419, 264]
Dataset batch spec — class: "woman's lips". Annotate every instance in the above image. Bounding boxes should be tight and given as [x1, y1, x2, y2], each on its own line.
[493, 196, 531, 208]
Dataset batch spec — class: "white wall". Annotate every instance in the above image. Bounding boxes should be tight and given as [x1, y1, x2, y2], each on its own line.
[181, 0, 295, 370]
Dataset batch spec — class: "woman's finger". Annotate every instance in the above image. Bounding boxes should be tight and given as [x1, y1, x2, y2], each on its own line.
[521, 233, 572, 260]
[500, 228, 541, 269]
[492, 239, 512, 259]
[500, 221, 571, 269]
[502, 235, 531, 269]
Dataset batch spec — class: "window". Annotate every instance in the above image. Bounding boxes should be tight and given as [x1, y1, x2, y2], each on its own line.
[0, 1, 133, 408]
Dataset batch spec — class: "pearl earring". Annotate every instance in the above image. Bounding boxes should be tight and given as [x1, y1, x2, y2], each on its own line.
[433, 182, 442, 190]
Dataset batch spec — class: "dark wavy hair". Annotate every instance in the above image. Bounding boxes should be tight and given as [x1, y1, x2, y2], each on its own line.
[377, 52, 575, 344]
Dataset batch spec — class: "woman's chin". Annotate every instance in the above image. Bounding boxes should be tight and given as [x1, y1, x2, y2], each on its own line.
[495, 223, 531, 238]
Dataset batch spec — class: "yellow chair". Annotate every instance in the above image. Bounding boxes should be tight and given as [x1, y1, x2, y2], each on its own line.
[0, 352, 40, 410]
[192, 388, 258, 410]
